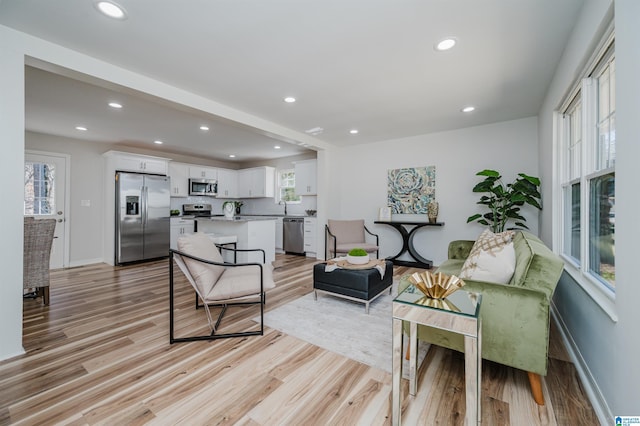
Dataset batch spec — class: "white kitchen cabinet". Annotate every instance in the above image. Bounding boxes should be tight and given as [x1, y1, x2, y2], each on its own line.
[188, 165, 217, 180]
[170, 218, 195, 250]
[295, 159, 317, 196]
[238, 166, 275, 198]
[168, 162, 189, 197]
[217, 168, 238, 198]
[104, 151, 169, 175]
[275, 217, 284, 253]
[304, 217, 317, 257]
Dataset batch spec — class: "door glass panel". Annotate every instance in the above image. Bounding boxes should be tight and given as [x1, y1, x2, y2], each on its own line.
[24, 162, 56, 215]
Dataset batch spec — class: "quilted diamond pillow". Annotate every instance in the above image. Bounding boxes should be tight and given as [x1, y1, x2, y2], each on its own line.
[459, 229, 516, 284]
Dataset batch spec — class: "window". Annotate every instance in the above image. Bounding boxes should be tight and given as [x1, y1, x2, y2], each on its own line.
[24, 161, 56, 215]
[278, 169, 300, 203]
[557, 37, 615, 299]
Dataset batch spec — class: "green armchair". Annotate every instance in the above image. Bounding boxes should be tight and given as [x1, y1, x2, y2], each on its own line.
[398, 231, 563, 405]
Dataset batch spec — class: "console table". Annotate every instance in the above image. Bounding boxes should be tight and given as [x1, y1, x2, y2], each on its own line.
[374, 220, 444, 269]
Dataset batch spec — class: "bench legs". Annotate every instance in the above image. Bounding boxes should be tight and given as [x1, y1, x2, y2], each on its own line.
[313, 286, 391, 314]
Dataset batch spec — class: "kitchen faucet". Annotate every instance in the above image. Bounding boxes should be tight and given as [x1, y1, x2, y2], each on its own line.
[279, 200, 288, 215]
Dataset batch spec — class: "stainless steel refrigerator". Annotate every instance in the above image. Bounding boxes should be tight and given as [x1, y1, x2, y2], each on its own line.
[115, 172, 170, 264]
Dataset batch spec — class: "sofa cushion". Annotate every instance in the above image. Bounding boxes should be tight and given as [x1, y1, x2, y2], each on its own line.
[511, 231, 564, 296]
[210, 263, 275, 301]
[459, 230, 516, 284]
[177, 233, 226, 296]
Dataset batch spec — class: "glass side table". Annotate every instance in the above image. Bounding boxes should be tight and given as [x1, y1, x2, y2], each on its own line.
[392, 285, 482, 425]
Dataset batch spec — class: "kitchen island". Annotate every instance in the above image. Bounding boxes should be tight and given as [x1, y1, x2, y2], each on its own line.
[195, 217, 276, 264]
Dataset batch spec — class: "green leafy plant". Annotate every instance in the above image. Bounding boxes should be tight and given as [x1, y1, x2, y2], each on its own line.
[348, 248, 368, 257]
[466, 169, 542, 233]
[222, 201, 243, 211]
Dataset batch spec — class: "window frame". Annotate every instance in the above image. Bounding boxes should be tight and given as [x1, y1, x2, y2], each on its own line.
[276, 168, 301, 204]
[554, 28, 617, 321]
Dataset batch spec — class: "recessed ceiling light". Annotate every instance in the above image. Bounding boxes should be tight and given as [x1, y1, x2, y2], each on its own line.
[229, 154, 236, 158]
[108, 102, 122, 109]
[349, 129, 359, 134]
[95, 1, 127, 19]
[461, 106, 476, 113]
[75, 126, 87, 131]
[435, 38, 457, 51]
[274, 145, 281, 149]
[154, 140, 163, 145]
[200, 125, 209, 131]
[284, 97, 296, 103]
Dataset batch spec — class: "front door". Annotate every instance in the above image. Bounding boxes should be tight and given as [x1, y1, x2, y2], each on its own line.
[24, 152, 68, 269]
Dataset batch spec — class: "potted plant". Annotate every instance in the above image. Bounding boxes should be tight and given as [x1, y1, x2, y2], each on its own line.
[466, 169, 542, 233]
[347, 248, 370, 265]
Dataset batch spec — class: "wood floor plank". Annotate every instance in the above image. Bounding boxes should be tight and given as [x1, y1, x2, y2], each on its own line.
[0, 255, 598, 425]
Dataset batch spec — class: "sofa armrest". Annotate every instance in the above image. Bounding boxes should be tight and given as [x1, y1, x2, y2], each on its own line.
[448, 240, 475, 260]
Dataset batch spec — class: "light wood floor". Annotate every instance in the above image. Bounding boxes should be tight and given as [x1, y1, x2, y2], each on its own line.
[2, 255, 598, 425]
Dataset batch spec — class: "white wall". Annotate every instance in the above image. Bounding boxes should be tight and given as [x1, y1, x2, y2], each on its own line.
[0, 44, 26, 359]
[26, 132, 106, 266]
[330, 117, 539, 266]
[538, 0, 639, 418]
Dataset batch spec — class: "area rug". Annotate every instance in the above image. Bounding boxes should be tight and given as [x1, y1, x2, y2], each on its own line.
[256, 281, 429, 374]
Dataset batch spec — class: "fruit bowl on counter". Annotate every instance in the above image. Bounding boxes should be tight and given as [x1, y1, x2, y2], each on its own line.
[305, 209, 317, 216]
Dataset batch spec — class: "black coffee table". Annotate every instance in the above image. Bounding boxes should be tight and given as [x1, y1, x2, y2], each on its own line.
[312, 260, 393, 314]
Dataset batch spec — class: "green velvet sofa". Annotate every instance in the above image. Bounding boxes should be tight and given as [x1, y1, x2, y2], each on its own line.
[398, 230, 563, 405]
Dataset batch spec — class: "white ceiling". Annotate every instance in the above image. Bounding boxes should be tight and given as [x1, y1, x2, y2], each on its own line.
[0, 0, 585, 162]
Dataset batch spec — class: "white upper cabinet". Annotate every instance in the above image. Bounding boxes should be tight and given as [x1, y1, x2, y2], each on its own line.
[295, 159, 317, 195]
[104, 151, 169, 175]
[217, 168, 238, 198]
[189, 166, 217, 180]
[168, 162, 189, 197]
[238, 166, 275, 198]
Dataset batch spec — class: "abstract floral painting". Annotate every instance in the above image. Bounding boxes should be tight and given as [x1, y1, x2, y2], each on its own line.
[387, 166, 436, 214]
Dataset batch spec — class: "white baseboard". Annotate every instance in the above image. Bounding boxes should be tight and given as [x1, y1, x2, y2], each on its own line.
[551, 303, 611, 425]
[68, 258, 104, 268]
[0, 347, 26, 362]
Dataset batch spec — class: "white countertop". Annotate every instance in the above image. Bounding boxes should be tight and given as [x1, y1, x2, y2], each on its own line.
[198, 216, 277, 222]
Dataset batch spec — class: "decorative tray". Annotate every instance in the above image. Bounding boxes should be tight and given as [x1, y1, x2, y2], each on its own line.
[328, 259, 385, 270]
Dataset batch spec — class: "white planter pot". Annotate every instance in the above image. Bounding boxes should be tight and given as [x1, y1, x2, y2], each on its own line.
[347, 254, 370, 265]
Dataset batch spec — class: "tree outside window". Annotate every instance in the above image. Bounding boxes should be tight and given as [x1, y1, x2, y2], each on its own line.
[278, 169, 300, 203]
[24, 162, 56, 215]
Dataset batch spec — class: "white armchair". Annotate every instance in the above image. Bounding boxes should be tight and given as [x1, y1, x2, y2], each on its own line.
[325, 219, 379, 260]
[169, 232, 275, 343]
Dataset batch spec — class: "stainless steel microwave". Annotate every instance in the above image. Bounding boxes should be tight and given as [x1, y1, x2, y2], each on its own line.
[189, 178, 218, 196]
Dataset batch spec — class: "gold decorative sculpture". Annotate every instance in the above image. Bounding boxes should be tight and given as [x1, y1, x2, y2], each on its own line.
[413, 296, 461, 312]
[408, 271, 465, 299]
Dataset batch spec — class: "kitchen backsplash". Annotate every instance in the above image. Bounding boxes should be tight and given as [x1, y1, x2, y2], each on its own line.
[170, 195, 317, 216]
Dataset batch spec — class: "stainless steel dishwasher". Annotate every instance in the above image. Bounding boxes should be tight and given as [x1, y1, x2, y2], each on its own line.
[283, 217, 305, 255]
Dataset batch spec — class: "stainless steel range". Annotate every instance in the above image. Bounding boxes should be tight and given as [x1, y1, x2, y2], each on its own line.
[182, 203, 213, 217]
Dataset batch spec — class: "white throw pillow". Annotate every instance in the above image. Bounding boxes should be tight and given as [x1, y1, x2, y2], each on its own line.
[459, 230, 516, 284]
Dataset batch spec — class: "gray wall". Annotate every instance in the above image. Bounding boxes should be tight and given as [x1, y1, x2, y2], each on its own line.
[538, 0, 639, 417]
